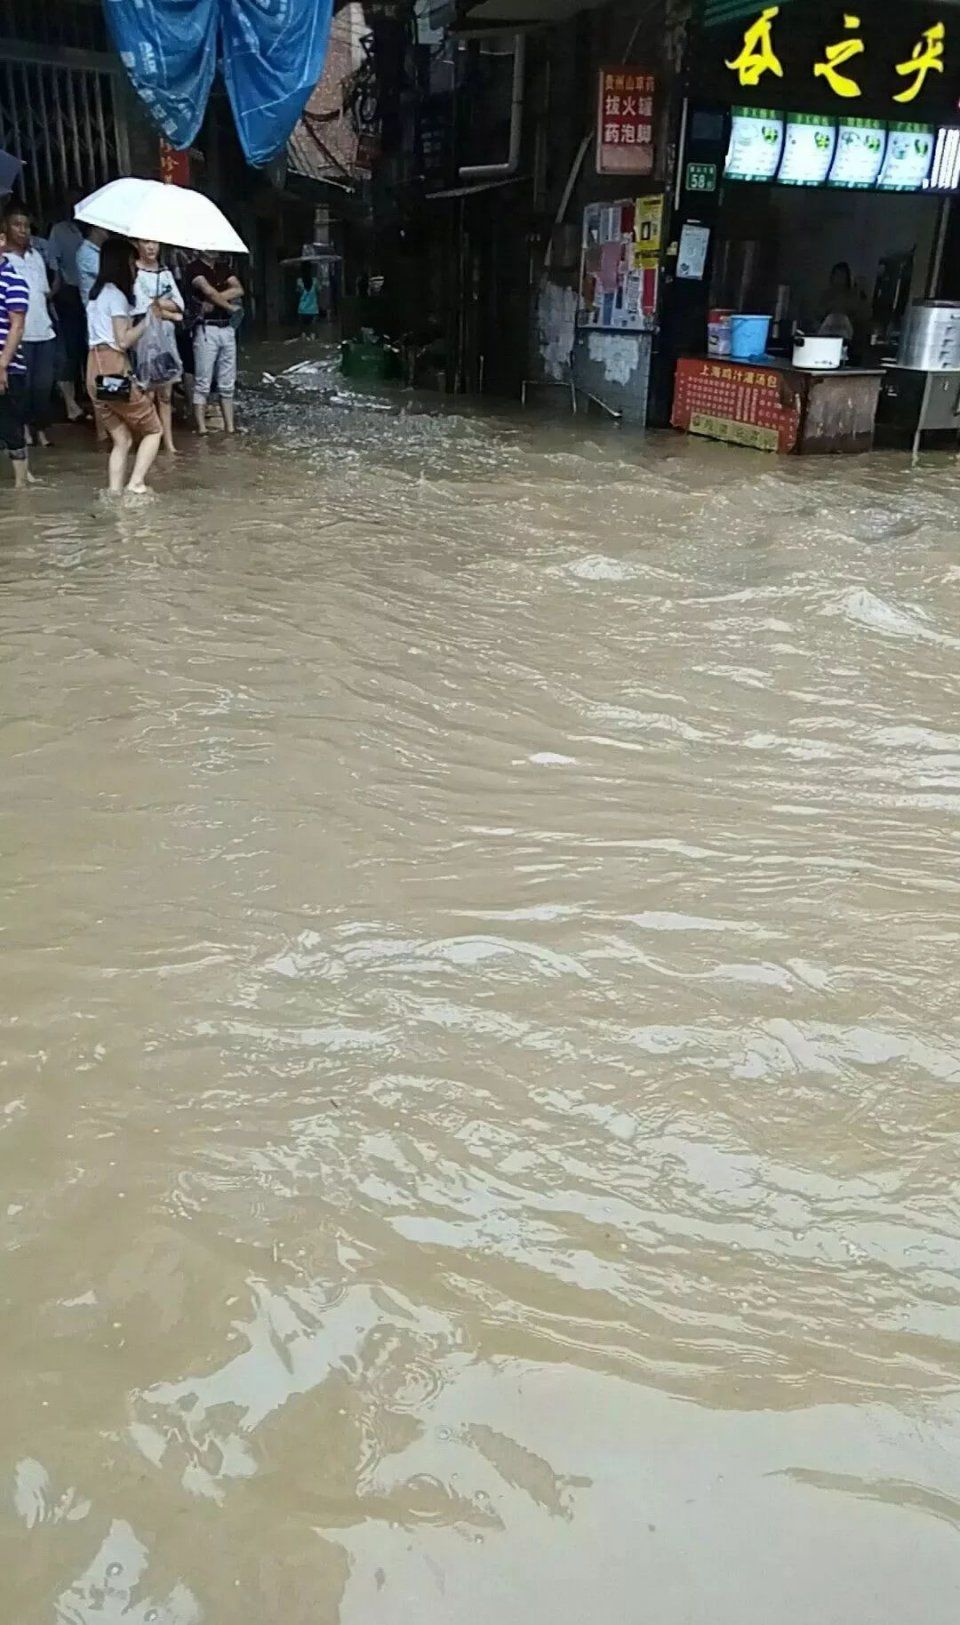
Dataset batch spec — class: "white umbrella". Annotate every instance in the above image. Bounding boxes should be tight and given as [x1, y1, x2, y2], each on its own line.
[74, 179, 248, 254]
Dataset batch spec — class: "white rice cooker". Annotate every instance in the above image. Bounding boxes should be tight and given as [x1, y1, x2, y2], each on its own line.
[791, 333, 846, 370]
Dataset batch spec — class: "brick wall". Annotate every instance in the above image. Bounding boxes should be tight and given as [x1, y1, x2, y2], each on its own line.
[298, 3, 366, 178]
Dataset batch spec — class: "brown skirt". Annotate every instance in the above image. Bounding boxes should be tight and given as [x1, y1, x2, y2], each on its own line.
[85, 350, 161, 439]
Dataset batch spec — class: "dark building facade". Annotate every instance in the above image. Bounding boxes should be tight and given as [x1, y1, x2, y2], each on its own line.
[358, 0, 688, 411]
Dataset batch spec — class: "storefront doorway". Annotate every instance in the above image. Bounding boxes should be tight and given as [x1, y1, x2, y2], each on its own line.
[650, 0, 960, 442]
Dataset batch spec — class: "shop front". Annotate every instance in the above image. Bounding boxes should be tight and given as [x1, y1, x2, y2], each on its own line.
[658, 0, 960, 452]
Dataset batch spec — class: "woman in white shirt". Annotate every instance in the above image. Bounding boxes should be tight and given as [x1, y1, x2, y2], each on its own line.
[85, 238, 163, 495]
[133, 239, 184, 455]
[3, 207, 56, 447]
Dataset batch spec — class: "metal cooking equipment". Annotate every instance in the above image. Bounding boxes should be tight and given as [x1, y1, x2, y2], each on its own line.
[897, 301, 960, 372]
[877, 366, 960, 462]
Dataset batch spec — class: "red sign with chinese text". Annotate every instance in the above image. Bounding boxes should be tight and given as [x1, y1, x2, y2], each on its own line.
[671, 358, 800, 453]
[159, 140, 190, 186]
[596, 67, 655, 175]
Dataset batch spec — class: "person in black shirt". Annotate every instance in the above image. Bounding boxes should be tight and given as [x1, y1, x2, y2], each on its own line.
[185, 254, 243, 434]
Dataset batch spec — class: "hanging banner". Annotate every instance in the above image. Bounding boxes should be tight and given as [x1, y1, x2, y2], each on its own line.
[159, 140, 190, 185]
[596, 67, 656, 175]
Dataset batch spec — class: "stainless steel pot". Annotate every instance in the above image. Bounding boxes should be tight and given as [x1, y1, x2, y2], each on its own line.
[897, 301, 960, 372]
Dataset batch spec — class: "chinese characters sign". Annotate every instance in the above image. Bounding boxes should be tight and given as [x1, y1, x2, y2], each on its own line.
[685, 160, 718, 192]
[671, 358, 800, 452]
[159, 140, 190, 185]
[702, 2, 958, 119]
[596, 67, 655, 175]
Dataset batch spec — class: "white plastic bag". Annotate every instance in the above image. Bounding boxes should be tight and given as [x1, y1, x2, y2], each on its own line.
[136, 310, 181, 388]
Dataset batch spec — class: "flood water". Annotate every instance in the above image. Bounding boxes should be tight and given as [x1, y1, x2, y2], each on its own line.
[4, 347, 960, 1623]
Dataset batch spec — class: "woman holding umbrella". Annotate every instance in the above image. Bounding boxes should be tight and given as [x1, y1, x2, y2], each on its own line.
[73, 179, 248, 461]
[85, 238, 162, 495]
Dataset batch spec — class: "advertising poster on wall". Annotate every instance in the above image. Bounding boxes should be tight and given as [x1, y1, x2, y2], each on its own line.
[578, 197, 662, 331]
[596, 67, 656, 175]
[634, 194, 663, 261]
[677, 222, 710, 280]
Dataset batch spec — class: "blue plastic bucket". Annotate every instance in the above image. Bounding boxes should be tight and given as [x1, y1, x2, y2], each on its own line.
[729, 314, 771, 360]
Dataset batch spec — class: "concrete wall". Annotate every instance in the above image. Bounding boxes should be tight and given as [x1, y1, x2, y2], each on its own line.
[571, 329, 653, 422]
[299, 3, 366, 179]
[536, 281, 578, 381]
[530, 0, 690, 418]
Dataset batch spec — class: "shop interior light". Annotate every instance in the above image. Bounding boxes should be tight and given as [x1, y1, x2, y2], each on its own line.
[929, 126, 960, 191]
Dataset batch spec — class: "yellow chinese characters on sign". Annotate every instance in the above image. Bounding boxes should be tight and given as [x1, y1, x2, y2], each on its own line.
[724, 8, 950, 107]
[894, 22, 945, 102]
[725, 6, 783, 87]
[814, 13, 864, 98]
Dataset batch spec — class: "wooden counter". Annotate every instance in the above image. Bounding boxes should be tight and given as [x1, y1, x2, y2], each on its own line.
[671, 357, 884, 454]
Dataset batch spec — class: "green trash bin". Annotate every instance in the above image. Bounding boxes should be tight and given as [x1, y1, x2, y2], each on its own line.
[340, 338, 402, 382]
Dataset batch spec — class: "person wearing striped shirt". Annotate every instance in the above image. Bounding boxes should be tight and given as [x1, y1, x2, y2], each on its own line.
[0, 221, 34, 488]
[3, 208, 56, 448]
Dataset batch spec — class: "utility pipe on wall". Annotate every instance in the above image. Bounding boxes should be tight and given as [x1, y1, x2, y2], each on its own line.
[544, 129, 591, 269]
[458, 33, 526, 180]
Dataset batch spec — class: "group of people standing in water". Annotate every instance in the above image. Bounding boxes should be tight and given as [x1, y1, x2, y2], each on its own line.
[0, 196, 243, 495]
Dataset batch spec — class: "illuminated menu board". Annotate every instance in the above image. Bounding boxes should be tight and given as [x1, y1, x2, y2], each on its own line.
[828, 119, 887, 189]
[777, 113, 837, 186]
[722, 106, 953, 193]
[928, 127, 960, 191]
[725, 106, 784, 181]
[878, 123, 935, 190]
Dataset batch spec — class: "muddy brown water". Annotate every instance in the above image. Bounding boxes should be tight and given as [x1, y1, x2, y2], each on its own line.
[3, 347, 960, 1622]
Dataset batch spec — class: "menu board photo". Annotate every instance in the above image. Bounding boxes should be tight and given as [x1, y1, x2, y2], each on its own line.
[878, 123, 935, 190]
[777, 113, 837, 186]
[725, 106, 784, 182]
[829, 119, 887, 189]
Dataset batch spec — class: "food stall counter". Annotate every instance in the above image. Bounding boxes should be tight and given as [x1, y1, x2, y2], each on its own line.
[671, 356, 884, 454]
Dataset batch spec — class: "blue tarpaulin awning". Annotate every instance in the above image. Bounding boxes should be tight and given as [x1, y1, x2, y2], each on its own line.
[103, 0, 334, 168]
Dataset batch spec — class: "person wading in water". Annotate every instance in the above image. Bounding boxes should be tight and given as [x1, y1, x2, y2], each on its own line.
[85, 238, 163, 495]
